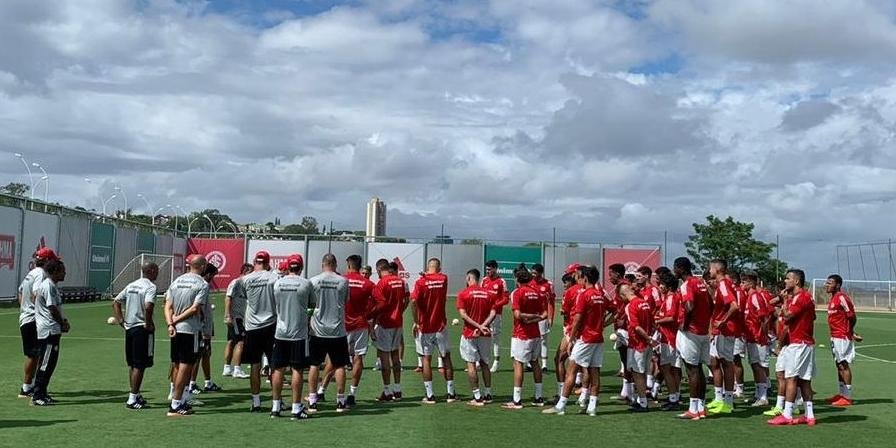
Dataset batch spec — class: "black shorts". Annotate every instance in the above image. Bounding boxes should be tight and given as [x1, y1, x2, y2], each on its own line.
[227, 319, 246, 342]
[272, 338, 310, 370]
[243, 324, 275, 365]
[309, 335, 351, 367]
[125, 326, 155, 369]
[197, 334, 212, 357]
[170, 332, 199, 364]
[20, 321, 40, 358]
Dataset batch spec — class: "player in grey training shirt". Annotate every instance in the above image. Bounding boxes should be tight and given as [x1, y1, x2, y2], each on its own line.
[189, 263, 222, 395]
[270, 254, 313, 420]
[307, 254, 351, 413]
[239, 251, 280, 412]
[17, 247, 58, 399]
[223, 263, 253, 378]
[164, 255, 209, 417]
[113, 262, 159, 409]
[31, 259, 68, 406]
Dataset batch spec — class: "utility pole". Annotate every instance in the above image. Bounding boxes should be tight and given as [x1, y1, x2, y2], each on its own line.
[776, 234, 781, 281]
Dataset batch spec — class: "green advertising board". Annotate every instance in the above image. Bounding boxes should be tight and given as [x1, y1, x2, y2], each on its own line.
[483, 245, 542, 290]
[136, 231, 155, 255]
[88, 222, 115, 292]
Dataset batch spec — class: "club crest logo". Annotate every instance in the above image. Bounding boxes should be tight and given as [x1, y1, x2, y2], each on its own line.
[206, 250, 226, 271]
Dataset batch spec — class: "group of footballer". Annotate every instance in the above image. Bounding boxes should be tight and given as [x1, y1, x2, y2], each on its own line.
[15, 247, 860, 426]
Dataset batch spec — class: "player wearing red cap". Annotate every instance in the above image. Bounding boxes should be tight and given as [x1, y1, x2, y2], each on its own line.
[270, 254, 312, 420]
[17, 248, 58, 399]
[624, 279, 656, 412]
[823, 274, 858, 407]
[223, 263, 253, 379]
[482, 260, 508, 373]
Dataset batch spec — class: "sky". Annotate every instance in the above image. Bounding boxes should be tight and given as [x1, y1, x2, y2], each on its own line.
[2, 0, 896, 280]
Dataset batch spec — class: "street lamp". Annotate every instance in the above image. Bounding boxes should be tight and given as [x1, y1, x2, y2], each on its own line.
[113, 186, 128, 218]
[136, 193, 151, 213]
[217, 221, 239, 235]
[203, 214, 215, 238]
[13, 153, 35, 199]
[102, 194, 118, 216]
[187, 216, 202, 237]
[31, 163, 48, 203]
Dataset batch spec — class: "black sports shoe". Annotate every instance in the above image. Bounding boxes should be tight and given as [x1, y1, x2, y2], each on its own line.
[393, 391, 403, 401]
[483, 394, 494, 404]
[446, 393, 458, 403]
[421, 396, 437, 404]
[189, 384, 202, 395]
[31, 396, 54, 406]
[18, 387, 34, 399]
[532, 397, 545, 407]
[167, 405, 193, 416]
[336, 401, 348, 413]
[270, 410, 282, 418]
[249, 405, 262, 413]
[203, 382, 223, 392]
[126, 401, 149, 410]
[660, 400, 681, 411]
[136, 395, 149, 406]
[291, 409, 311, 420]
[346, 395, 356, 407]
[307, 402, 319, 413]
[628, 403, 649, 413]
[317, 393, 325, 402]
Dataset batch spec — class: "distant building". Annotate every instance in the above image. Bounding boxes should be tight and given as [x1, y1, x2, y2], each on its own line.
[366, 197, 386, 241]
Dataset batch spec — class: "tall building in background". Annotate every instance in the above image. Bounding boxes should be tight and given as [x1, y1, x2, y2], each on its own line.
[366, 197, 386, 241]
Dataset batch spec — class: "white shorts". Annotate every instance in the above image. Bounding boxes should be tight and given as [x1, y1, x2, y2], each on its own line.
[733, 338, 746, 357]
[613, 329, 629, 350]
[539, 319, 551, 336]
[374, 327, 402, 352]
[627, 348, 649, 374]
[489, 314, 503, 339]
[347, 329, 369, 356]
[710, 335, 736, 362]
[511, 337, 542, 363]
[746, 343, 769, 368]
[782, 343, 816, 380]
[676, 330, 710, 366]
[416, 330, 450, 357]
[569, 340, 604, 368]
[460, 336, 492, 364]
[659, 343, 680, 367]
[775, 345, 790, 373]
[830, 338, 855, 365]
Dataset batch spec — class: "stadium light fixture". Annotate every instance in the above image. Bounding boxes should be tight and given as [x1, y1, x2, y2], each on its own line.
[13, 153, 35, 199]
[31, 162, 49, 203]
[102, 194, 117, 216]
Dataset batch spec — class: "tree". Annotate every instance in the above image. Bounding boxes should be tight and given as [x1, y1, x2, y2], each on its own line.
[282, 216, 320, 235]
[1, 182, 29, 197]
[685, 215, 787, 285]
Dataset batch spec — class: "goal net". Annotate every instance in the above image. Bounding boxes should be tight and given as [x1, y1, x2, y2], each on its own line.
[108, 254, 175, 298]
[811, 278, 896, 312]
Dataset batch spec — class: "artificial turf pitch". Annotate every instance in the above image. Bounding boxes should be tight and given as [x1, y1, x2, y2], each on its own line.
[1, 294, 894, 447]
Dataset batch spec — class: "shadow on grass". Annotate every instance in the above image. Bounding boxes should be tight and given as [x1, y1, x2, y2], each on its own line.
[821, 414, 868, 424]
[849, 398, 894, 406]
[0, 419, 78, 428]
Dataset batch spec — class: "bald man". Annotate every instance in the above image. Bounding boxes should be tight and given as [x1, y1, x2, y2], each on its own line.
[113, 262, 159, 410]
[164, 255, 210, 417]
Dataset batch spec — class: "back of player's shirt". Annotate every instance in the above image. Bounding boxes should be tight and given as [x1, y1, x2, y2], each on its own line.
[657, 291, 681, 345]
[18, 267, 45, 326]
[456, 285, 494, 338]
[743, 291, 771, 345]
[412, 272, 448, 333]
[273, 275, 312, 341]
[712, 278, 740, 337]
[626, 297, 654, 351]
[115, 278, 157, 330]
[166, 272, 209, 334]
[374, 274, 408, 329]
[574, 287, 610, 343]
[226, 277, 247, 321]
[242, 269, 278, 330]
[827, 291, 855, 339]
[34, 278, 63, 339]
[344, 272, 375, 332]
[482, 276, 509, 312]
[680, 276, 711, 335]
[310, 271, 349, 338]
[511, 283, 544, 340]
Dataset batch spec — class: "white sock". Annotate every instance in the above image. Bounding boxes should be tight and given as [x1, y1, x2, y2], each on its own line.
[383, 384, 392, 395]
[697, 399, 705, 412]
[669, 392, 680, 403]
[446, 380, 455, 395]
[637, 396, 647, 407]
[484, 387, 492, 396]
[775, 395, 785, 409]
[23, 383, 34, 392]
[493, 344, 500, 357]
[805, 401, 815, 419]
[393, 383, 401, 393]
[417, 356, 423, 368]
[512, 386, 522, 403]
[127, 393, 138, 404]
[838, 381, 845, 395]
[350, 385, 358, 396]
[575, 372, 582, 385]
[252, 394, 261, 407]
[292, 402, 302, 414]
[424, 381, 433, 398]
[181, 389, 192, 403]
[337, 394, 345, 405]
[224, 364, 232, 370]
[308, 392, 318, 404]
[189, 381, 196, 390]
[272, 399, 282, 412]
[735, 383, 744, 394]
[783, 401, 794, 419]
[438, 357, 444, 369]
[541, 356, 548, 368]
[625, 382, 634, 398]
[204, 379, 212, 388]
[578, 387, 588, 404]
[756, 383, 768, 400]
[723, 391, 734, 406]
[556, 396, 568, 411]
[534, 383, 543, 399]
[473, 388, 481, 400]
[647, 375, 655, 389]
[587, 395, 598, 411]
[233, 366, 245, 374]
[317, 386, 325, 395]
[169, 382, 174, 396]
[714, 386, 723, 399]
[557, 382, 564, 397]
[843, 384, 852, 398]
[651, 382, 660, 397]
[689, 398, 698, 413]
[171, 399, 181, 409]
[621, 379, 630, 397]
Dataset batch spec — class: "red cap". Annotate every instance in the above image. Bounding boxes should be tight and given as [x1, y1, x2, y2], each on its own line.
[277, 261, 288, 271]
[255, 251, 270, 264]
[34, 247, 58, 261]
[287, 254, 304, 269]
[564, 263, 581, 275]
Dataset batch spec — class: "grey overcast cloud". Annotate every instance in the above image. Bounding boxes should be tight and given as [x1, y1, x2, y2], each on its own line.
[2, 0, 896, 278]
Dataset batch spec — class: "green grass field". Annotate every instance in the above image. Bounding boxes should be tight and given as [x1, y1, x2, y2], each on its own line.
[2, 295, 894, 447]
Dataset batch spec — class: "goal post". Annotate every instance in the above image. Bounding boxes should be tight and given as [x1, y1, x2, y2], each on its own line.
[108, 254, 175, 298]
[811, 278, 895, 312]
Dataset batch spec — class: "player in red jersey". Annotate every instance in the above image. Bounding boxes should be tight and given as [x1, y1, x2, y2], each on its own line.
[371, 259, 409, 402]
[607, 263, 633, 402]
[634, 266, 661, 397]
[482, 260, 509, 373]
[502, 265, 548, 409]
[543, 265, 610, 416]
[530, 264, 556, 372]
[624, 280, 656, 412]
[411, 258, 456, 404]
[553, 264, 582, 402]
[706, 259, 740, 415]
[655, 271, 683, 411]
[673, 257, 713, 420]
[740, 271, 773, 407]
[768, 269, 817, 426]
[823, 274, 859, 407]
[730, 272, 749, 399]
[456, 268, 497, 406]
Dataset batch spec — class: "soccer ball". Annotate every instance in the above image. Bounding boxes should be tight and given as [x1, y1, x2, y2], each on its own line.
[609, 333, 618, 342]
[211, 303, 216, 310]
[451, 318, 460, 326]
[818, 344, 825, 348]
[106, 316, 118, 325]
